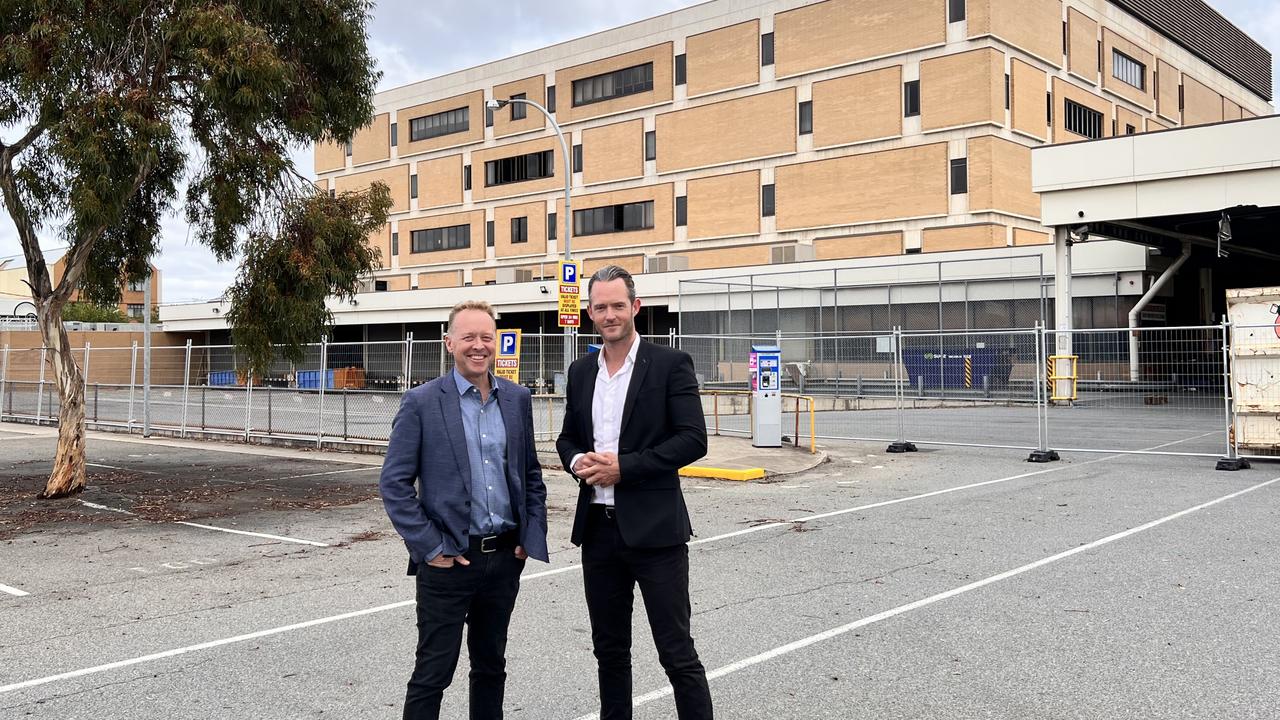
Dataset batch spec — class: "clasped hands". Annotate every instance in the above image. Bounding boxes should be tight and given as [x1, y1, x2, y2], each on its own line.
[575, 451, 620, 488]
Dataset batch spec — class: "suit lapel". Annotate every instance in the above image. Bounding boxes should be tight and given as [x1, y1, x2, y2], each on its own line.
[438, 381, 472, 492]
[580, 357, 595, 445]
[618, 340, 650, 439]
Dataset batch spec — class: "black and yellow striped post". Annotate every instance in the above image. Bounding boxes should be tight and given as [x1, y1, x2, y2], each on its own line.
[964, 356, 973, 389]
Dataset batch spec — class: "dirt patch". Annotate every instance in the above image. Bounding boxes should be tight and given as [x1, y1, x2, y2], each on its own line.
[0, 470, 380, 540]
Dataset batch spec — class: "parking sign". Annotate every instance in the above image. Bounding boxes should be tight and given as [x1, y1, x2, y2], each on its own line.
[558, 261, 581, 328]
[495, 329, 521, 382]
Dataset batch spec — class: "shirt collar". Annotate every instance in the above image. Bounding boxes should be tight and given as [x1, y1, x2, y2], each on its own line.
[453, 368, 498, 396]
[598, 332, 642, 369]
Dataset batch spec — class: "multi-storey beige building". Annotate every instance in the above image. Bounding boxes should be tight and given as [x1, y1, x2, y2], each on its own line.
[169, 0, 1272, 341]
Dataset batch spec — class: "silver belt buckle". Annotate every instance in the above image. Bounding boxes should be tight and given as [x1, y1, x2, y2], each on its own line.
[479, 535, 498, 553]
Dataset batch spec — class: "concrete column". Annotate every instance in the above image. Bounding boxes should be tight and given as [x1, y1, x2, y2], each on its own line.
[1053, 226, 1074, 402]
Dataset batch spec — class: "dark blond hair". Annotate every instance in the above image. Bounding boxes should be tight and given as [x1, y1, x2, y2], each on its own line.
[447, 300, 497, 334]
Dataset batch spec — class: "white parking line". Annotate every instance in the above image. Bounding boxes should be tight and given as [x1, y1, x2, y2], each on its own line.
[0, 583, 29, 597]
[272, 466, 380, 481]
[79, 500, 135, 515]
[572, 475, 1280, 720]
[174, 522, 330, 547]
[87, 462, 161, 476]
[0, 430, 1218, 695]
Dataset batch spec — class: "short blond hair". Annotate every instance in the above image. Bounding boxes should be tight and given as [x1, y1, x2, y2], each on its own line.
[448, 300, 497, 333]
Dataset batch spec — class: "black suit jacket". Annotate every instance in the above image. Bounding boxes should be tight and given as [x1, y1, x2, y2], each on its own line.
[557, 339, 708, 548]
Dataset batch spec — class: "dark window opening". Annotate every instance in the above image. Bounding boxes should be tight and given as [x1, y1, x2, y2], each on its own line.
[548, 212, 557, 240]
[572, 144, 583, 173]
[762, 184, 775, 217]
[904, 80, 921, 117]
[464, 164, 471, 191]
[410, 174, 418, 200]
[409, 107, 470, 142]
[1112, 50, 1146, 90]
[485, 150, 554, 187]
[390, 122, 398, 147]
[644, 131, 656, 161]
[675, 195, 687, 227]
[761, 33, 774, 66]
[572, 63, 654, 107]
[950, 157, 968, 195]
[375, 280, 388, 292]
[486, 220, 495, 247]
[675, 54, 687, 86]
[948, 0, 966, 23]
[411, 224, 470, 253]
[799, 100, 813, 135]
[511, 216, 529, 244]
[573, 201, 655, 237]
[1063, 98, 1104, 139]
[510, 93, 527, 120]
[547, 86, 556, 113]
[391, 232, 399, 256]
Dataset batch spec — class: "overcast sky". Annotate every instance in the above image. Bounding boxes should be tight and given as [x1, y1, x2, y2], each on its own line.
[1, 0, 1276, 305]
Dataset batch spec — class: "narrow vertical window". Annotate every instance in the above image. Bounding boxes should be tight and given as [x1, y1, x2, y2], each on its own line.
[510, 93, 527, 120]
[548, 212, 557, 240]
[345, 141, 352, 157]
[547, 86, 556, 113]
[675, 54, 687, 86]
[464, 165, 471, 192]
[390, 122, 398, 147]
[485, 106, 494, 127]
[410, 174, 418, 200]
[675, 195, 687, 227]
[1005, 74, 1011, 110]
[761, 33, 774, 66]
[572, 144, 583, 173]
[948, 0, 965, 22]
[644, 131, 656, 162]
[950, 157, 968, 194]
[486, 220, 495, 248]
[798, 101, 813, 135]
[904, 80, 921, 117]
[391, 231, 399, 256]
[762, 184, 775, 217]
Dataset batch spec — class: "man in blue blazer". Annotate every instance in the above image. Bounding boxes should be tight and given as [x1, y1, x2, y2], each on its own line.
[381, 300, 548, 720]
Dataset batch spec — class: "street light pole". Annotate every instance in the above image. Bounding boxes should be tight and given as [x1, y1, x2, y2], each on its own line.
[488, 97, 575, 376]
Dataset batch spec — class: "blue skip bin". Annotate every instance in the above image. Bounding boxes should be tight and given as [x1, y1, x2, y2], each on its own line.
[296, 369, 335, 390]
[208, 370, 237, 387]
[901, 348, 1014, 390]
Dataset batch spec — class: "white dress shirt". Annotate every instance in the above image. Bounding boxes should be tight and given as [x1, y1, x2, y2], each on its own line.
[573, 332, 641, 506]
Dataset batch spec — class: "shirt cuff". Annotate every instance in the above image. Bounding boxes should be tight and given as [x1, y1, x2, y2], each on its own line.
[569, 453, 586, 478]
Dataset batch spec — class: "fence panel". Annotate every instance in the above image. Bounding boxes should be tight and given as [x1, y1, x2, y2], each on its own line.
[1229, 323, 1279, 460]
[1045, 326, 1228, 457]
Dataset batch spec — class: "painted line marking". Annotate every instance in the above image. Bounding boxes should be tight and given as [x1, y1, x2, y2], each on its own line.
[79, 500, 135, 515]
[87, 462, 161, 476]
[836, 481, 857, 486]
[0, 430, 1216, 695]
[272, 466, 380, 481]
[570, 475, 1280, 720]
[174, 522, 330, 547]
[0, 583, 29, 597]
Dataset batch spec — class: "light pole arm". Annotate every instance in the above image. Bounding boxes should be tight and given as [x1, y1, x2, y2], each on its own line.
[504, 98, 571, 261]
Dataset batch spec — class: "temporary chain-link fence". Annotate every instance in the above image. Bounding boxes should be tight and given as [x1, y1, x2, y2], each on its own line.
[0, 324, 1268, 464]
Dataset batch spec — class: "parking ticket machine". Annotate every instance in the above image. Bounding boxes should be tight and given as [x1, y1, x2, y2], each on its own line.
[751, 344, 782, 448]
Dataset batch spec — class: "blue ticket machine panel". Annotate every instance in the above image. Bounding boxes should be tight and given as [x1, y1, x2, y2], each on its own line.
[751, 345, 782, 448]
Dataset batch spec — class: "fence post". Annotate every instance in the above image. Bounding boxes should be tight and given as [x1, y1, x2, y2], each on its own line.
[127, 341, 138, 432]
[36, 347, 47, 424]
[180, 340, 192, 438]
[317, 336, 328, 448]
[268, 385, 273, 435]
[403, 332, 414, 390]
[244, 370, 254, 442]
[1216, 320, 1249, 471]
[93, 384, 99, 421]
[0, 345, 8, 421]
[81, 342, 92, 429]
[887, 327, 915, 453]
[669, 328, 677, 350]
[438, 330, 446, 379]
[1028, 322, 1060, 463]
[343, 388, 349, 441]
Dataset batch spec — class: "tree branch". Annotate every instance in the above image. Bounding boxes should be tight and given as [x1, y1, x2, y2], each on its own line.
[0, 132, 53, 301]
[0, 119, 49, 166]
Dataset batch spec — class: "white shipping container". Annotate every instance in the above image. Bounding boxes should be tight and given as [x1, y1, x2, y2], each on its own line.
[1226, 287, 1280, 455]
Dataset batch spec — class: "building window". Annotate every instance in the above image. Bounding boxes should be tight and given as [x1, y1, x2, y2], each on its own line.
[644, 131, 656, 161]
[329, 188, 335, 199]
[1005, 74, 1011, 110]
[572, 63, 654, 107]
[409, 107, 470, 142]
[375, 280, 388, 292]
[510, 93, 527, 120]
[411, 224, 471, 253]
[486, 220, 495, 247]
[950, 157, 968, 194]
[572, 144, 583, 173]
[904, 80, 920, 117]
[1126, 123, 1136, 135]
[483, 148, 555, 185]
[485, 106, 494, 127]
[675, 196, 687, 227]
[761, 32, 774, 66]
[464, 164, 471, 191]
[762, 184, 775, 217]
[675, 54, 687, 86]
[948, 0, 965, 22]
[1112, 50, 1146, 90]
[511, 216, 529, 244]
[574, 201, 655, 237]
[548, 212, 557, 240]
[799, 101, 813, 135]
[344, 141, 352, 157]
[1063, 98, 1104, 139]
[128, 279, 146, 292]
[390, 122, 398, 147]
[391, 231, 399, 256]
[127, 304, 144, 319]
[410, 174, 418, 200]
[547, 86, 556, 113]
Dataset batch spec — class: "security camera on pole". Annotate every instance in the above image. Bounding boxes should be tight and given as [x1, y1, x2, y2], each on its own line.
[485, 97, 577, 380]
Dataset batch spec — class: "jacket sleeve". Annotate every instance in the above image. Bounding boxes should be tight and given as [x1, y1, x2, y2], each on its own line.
[522, 389, 548, 539]
[556, 360, 590, 480]
[379, 391, 444, 562]
[617, 351, 708, 484]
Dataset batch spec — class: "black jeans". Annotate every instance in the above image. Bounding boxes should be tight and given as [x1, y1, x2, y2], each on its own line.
[582, 510, 713, 720]
[404, 549, 525, 720]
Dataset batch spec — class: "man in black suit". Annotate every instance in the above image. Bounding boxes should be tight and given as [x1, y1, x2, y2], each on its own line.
[557, 265, 713, 720]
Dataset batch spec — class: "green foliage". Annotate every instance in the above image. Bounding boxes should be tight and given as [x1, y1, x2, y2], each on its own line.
[0, 0, 383, 361]
[61, 302, 129, 324]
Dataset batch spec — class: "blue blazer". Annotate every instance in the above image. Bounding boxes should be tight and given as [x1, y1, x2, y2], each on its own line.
[380, 374, 549, 566]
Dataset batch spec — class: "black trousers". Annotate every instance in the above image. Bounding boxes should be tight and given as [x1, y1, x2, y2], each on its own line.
[404, 549, 525, 720]
[582, 508, 713, 720]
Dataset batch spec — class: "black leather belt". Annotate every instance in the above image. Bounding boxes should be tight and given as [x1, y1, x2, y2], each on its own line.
[469, 529, 519, 554]
[589, 504, 616, 521]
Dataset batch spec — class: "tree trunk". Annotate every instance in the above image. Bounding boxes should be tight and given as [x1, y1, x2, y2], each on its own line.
[37, 306, 87, 499]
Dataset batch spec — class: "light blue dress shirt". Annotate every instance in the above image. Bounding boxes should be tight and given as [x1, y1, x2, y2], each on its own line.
[453, 369, 516, 536]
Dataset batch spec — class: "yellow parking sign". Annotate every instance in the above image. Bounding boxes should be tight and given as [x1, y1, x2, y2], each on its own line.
[558, 261, 581, 328]
[495, 329, 521, 383]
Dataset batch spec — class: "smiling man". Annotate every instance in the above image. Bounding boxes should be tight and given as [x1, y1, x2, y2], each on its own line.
[557, 265, 713, 720]
[380, 300, 548, 720]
